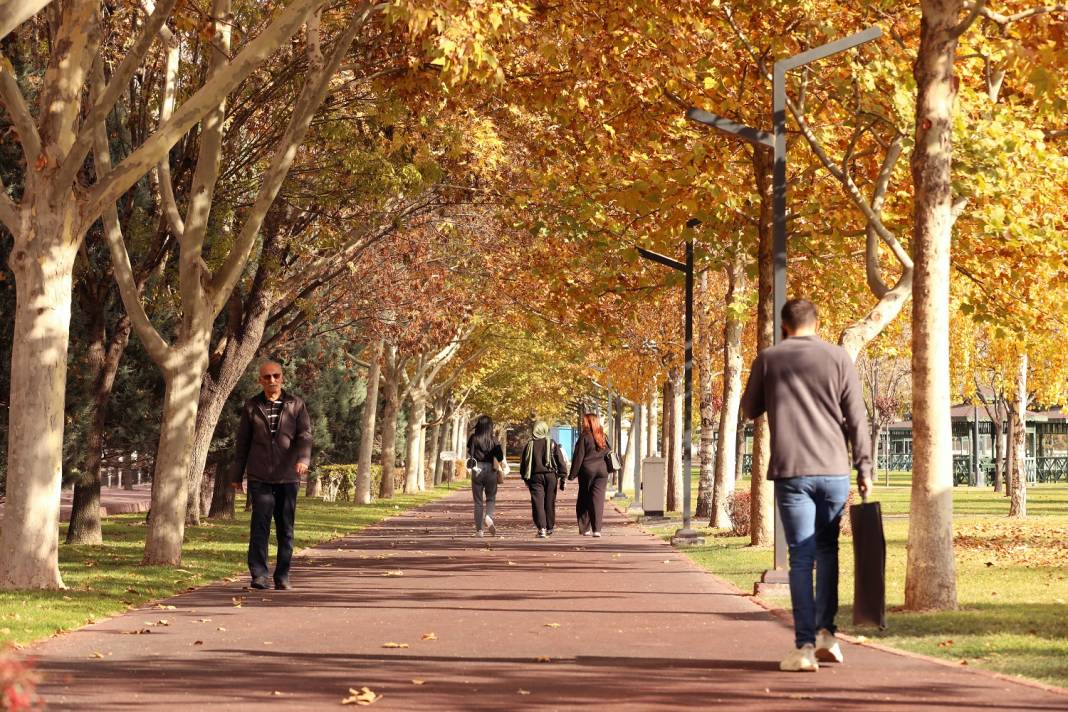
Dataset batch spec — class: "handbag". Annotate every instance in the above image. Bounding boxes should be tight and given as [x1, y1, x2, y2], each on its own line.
[605, 448, 622, 472]
[850, 497, 887, 629]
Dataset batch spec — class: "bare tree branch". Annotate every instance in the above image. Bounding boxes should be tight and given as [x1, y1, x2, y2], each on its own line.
[53, 0, 178, 196]
[0, 52, 42, 163]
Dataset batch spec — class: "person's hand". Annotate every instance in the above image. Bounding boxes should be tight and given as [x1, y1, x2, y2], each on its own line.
[858, 476, 873, 501]
[231, 481, 244, 494]
[567, 474, 576, 481]
[296, 462, 309, 476]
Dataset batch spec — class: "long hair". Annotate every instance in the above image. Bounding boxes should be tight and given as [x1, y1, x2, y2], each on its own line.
[471, 414, 496, 452]
[581, 413, 607, 450]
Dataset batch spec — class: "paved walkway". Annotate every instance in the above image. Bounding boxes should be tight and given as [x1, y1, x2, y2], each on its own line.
[0, 484, 152, 523]
[32, 481, 1068, 710]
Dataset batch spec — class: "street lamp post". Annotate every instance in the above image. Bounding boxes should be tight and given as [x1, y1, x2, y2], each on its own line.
[638, 234, 704, 547]
[683, 26, 882, 587]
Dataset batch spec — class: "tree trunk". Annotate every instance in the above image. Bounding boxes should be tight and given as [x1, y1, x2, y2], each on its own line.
[1009, 353, 1027, 518]
[905, 0, 961, 611]
[0, 204, 80, 589]
[202, 289, 273, 519]
[378, 345, 400, 499]
[427, 417, 443, 488]
[750, 145, 775, 547]
[695, 274, 715, 520]
[664, 378, 677, 512]
[143, 345, 210, 566]
[67, 310, 131, 544]
[711, 249, 745, 528]
[647, 388, 659, 456]
[404, 394, 427, 494]
[735, 408, 746, 483]
[356, 338, 384, 504]
[991, 404, 1003, 494]
[671, 369, 684, 512]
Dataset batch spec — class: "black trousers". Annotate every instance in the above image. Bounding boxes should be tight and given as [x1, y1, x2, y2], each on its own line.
[527, 472, 558, 531]
[247, 480, 298, 582]
[576, 471, 609, 534]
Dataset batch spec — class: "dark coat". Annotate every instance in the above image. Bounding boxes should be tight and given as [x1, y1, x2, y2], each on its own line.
[568, 431, 609, 480]
[520, 437, 568, 480]
[229, 391, 313, 485]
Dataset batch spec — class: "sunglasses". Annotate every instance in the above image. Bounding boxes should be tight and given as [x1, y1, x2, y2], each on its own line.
[260, 373, 283, 381]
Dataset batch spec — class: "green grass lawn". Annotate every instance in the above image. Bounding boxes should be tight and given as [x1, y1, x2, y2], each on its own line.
[633, 476, 1068, 689]
[0, 487, 452, 647]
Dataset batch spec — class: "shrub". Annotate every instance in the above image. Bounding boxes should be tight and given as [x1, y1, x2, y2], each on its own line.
[726, 489, 751, 537]
[318, 464, 388, 502]
[0, 649, 39, 711]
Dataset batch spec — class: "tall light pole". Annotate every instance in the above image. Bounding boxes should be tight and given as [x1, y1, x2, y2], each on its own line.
[684, 26, 882, 588]
[638, 224, 704, 547]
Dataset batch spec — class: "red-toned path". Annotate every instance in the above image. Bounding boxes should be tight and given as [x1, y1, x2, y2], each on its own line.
[31, 481, 1068, 710]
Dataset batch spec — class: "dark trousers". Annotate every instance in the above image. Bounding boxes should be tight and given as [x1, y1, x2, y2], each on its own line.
[774, 476, 850, 648]
[471, 463, 498, 530]
[576, 472, 608, 534]
[248, 480, 298, 583]
[527, 472, 558, 531]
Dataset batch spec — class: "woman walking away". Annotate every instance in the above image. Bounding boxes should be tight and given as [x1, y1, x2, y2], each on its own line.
[467, 415, 504, 537]
[569, 413, 611, 537]
[520, 421, 569, 538]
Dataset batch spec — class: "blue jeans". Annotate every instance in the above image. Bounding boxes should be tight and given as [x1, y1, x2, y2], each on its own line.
[774, 476, 850, 648]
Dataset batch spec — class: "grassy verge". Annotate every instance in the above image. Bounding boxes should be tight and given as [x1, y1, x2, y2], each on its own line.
[0, 487, 453, 647]
[631, 479, 1068, 689]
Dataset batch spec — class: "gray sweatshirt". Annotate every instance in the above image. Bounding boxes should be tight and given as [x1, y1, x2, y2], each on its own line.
[740, 335, 872, 483]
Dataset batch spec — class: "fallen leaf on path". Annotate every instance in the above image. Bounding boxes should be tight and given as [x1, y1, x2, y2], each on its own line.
[517, 689, 531, 695]
[195, 618, 212, 623]
[89, 652, 107, 659]
[535, 656, 551, 663]
[217, 627, 227, 632]
[544, 623, 561, 629]
[193, 641, 203, 646]
[421, 633, 437, 641]
[123, 628, 152, 635]
[960, 659, 969, 666]
[382, 570, 404, 577]
[264, 641, 274, 645]
[341, 687, 381, 705]
[155, 604, 177, 610]
[232, 597, 245, 607]
[381, 642, 409, 649]
[411, 680, 425, 686]
[272, 691, 284, 696]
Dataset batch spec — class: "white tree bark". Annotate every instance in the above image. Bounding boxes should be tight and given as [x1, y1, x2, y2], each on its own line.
[711, 247, 745, 529]
[356, 338, 385, 504]
[0, 0, 54, 41]
[1009, 352, 1028, 518]
[905, 0, 963, 611]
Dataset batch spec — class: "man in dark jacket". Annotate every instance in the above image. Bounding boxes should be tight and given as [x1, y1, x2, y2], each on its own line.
[741, 298, 872, 672]
[230, 360, 313, 590]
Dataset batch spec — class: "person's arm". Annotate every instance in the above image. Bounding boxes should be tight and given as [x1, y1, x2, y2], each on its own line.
[293, 400, 313, 475]
[520, 442, 532, 480]
[568, 435, 585, 480]
[740, 353, 766, 420]
[839, 354, 873, 495]
[492, 440, 505, 463]
[228, 404, 252, 489]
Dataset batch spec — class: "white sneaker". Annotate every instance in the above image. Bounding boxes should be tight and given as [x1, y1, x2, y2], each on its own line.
[815, 629, 844, 663]
[592, 532, 602, 538]
[779, 644, 820, 672]
[474, 530, 483, 537]
[484, 515, 496, 536]
[537, 529, 547, 538]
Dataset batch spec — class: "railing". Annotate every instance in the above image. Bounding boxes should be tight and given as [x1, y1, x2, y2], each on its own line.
[736, 452, 1067, 484]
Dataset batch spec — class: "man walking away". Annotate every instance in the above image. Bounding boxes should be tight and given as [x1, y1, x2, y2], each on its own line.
[741, 299, 872, 672]
[230, 360, 313, 590]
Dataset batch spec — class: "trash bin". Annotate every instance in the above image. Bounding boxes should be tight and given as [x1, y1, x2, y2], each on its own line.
[641, 457, 667, 516]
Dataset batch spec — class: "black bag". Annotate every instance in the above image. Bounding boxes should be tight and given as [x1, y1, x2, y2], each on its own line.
[850, 499, 887, 629]
[605, 449, 622, 472]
